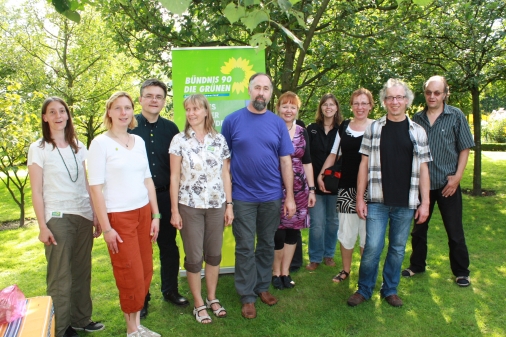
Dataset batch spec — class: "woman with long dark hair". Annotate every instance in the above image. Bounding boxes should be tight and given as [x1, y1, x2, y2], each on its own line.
[305, 94, 343, 271]
[28, 97, 104, 337]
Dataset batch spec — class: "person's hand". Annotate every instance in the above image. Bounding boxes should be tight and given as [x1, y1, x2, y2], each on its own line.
[92, 216, 102, 238]
[150, 218, 160, 242]
[317, 174, 330, 193]
[39, 227, 57, 246]
[308, 193, 316, 208]
[170, 212, 183, 230]
[356, 198, 367, 220]
[104, 229, 123, 254]
[284, 196, 296, 219]
[441, 175, 461, 197]
[414, 203, 429, 224]
[224, 206, 234, 227]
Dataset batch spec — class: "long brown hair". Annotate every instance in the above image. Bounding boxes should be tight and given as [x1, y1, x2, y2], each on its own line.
[315, 93, 343, 127]
[183, 94, 217, 138]
[40, 97, 79, 153]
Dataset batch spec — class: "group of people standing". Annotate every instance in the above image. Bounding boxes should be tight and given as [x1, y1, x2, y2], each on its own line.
[28, 73, 474, 336]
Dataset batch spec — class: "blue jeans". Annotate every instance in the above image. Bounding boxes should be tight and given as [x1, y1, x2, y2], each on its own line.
[308, 194, 339, 263]
[357, 203, 414, 299]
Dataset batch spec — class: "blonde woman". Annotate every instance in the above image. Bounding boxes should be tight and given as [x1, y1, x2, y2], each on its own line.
[88, 92, 160, 337]
[318, 88, 374, 283]
[169, 94, 233, 324]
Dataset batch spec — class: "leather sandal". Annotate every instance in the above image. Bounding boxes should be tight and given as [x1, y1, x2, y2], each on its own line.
[193, 305, 212, 324]
[332, 270, 350, 283]
[206, 298, 227, 317]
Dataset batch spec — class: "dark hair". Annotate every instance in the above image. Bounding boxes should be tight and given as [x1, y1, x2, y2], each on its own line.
[183, 94, 217, 138]
[315, 93, 343, 127]
[40, 97, 79, 153]
[140, 79, 168, 98]
[350, 88, 375, 109]
[248, 73, 273, 89]
[423, 75, 450, 103]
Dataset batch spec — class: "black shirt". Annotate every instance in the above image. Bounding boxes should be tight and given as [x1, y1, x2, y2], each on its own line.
[338, 120, 363, 189]
[380, 118, 413, 207]
[306, 123, 338, 195]
[129, 114, 180, 189]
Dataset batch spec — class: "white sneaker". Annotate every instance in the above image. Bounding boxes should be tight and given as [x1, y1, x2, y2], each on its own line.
[138, 325, 161, 337]
[127, 331, 141, 337]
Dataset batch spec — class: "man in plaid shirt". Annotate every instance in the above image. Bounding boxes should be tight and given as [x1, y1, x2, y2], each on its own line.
[347, 78, 431, 308]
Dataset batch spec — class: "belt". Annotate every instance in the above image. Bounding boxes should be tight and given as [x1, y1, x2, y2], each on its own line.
[155, 184, 170, 193]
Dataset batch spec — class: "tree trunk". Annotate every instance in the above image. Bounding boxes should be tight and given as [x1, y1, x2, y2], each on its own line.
[471, 87, 481, 196]
[19, 200, 25, 227]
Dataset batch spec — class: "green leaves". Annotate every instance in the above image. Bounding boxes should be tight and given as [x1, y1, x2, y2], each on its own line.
[250, 33, 272, 50]
[224, 3, 246, 24]
[240, 9, 269, 32]
[158, 0, 191, 15]
[412, 0, 433, 6]
[50, 0, 81, 23]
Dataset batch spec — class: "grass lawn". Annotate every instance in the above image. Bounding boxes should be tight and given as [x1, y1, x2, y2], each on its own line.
[1, 152, 505, 336]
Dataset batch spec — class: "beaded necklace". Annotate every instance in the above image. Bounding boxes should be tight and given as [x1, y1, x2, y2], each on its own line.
[56, 146, 78, 183]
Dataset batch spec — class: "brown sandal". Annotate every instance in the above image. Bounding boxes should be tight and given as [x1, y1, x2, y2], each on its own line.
[332, 270, 349, 283]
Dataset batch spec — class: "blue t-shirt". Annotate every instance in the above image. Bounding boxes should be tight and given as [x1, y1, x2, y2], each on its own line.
[221, 107, 294, 202]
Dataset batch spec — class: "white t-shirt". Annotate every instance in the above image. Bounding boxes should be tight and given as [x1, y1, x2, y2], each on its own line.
[330, 133, 342, 155]
[87, 134, 151, 213]
[27, 139, 93, 223]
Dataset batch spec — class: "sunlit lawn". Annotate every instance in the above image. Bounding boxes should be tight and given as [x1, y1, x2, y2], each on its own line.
[1, 152, 505, 336]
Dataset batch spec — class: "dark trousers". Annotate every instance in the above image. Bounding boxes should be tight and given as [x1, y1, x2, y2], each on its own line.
[289, 233, 303, 270]
[155, 190, 180, 294]
[408, 185, 470, 277]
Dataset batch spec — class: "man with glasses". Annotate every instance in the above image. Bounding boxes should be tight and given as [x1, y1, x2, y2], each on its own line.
[402, 76, 474, 287]
[347, 78, 431, 307]
[129, 79, 189, 318]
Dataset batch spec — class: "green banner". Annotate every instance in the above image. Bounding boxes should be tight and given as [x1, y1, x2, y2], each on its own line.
[172, 47, 266, 132]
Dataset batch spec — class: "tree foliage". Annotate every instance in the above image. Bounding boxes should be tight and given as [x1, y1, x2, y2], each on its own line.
[4, 1, 139, 147]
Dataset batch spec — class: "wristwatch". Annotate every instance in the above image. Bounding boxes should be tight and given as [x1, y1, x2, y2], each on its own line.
[152, 213, 162, 219]
[309, 186, 316, 191]
[226, 202, 234, 205]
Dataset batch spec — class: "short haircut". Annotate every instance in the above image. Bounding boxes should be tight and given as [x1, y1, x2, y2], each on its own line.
[183, 94, 217, 138]
[140, 79, 168, 97]
[248, 73, 273, 90]
[423, 75, 450, 103]
[350, 88, 375, 109]
[315, 93, 343, 127]
[379, 78, 414, 108]
[103, 91, 138, 130]
[276, 91, 301, 114]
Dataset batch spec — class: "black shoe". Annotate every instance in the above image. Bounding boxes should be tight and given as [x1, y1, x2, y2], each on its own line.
[140, 295, 149, 319]
[281, 275, 295, 288]
[72, 321, 105, 332]
[63, 326, 79, 337]
[271, 275, 284, 290]
[163, 290, 189, 307]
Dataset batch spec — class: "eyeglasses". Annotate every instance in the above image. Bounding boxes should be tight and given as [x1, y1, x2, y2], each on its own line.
[424, 90, 444, 97]
[322, 103, 336, 108]
[385, 96, 406, 102]
[143, 95, 165, 101]
[352, 102, 370, 107]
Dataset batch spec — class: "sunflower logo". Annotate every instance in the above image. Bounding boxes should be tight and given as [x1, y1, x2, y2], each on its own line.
[220, 57, 256, 94]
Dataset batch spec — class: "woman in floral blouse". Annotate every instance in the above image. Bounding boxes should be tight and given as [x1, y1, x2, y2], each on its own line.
[169, 94, 233, 324]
